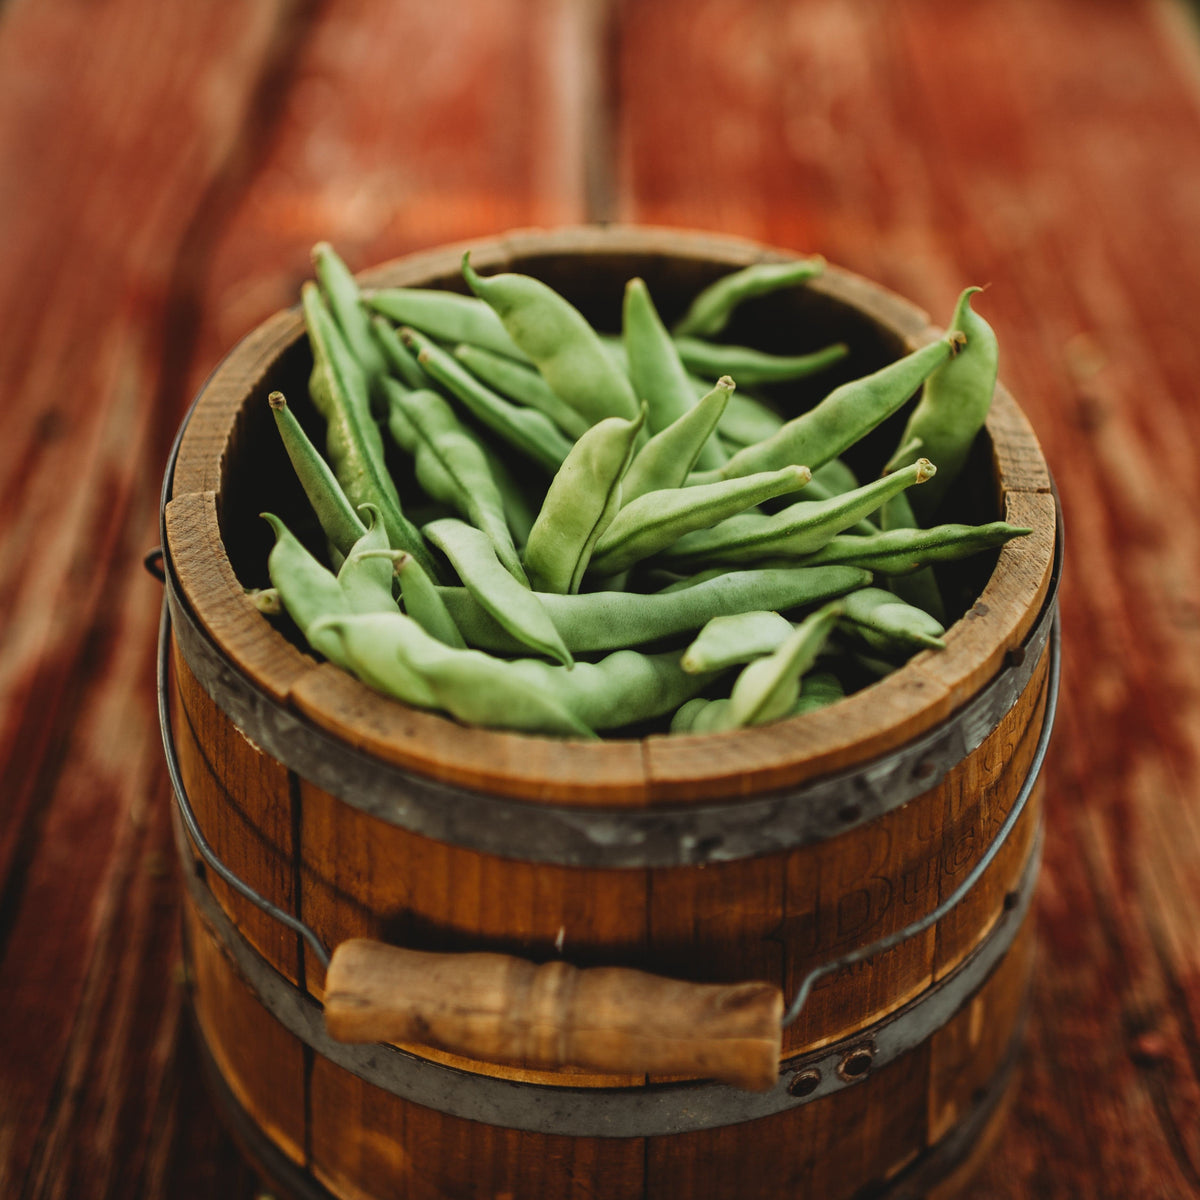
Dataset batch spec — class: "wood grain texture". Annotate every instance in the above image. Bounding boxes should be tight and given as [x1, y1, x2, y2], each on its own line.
[618, 1, 1200, 1194]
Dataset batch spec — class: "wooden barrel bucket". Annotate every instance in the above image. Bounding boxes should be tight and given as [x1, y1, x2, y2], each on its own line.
[158, 226, 1060, 1200]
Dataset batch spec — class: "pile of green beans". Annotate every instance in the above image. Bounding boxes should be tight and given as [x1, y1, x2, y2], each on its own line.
[256, 243, 1029, 739]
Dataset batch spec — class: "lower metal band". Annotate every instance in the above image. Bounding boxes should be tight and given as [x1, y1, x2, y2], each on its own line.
[188, 958, 1022, 1196]
[177, 814, 1040, 1139]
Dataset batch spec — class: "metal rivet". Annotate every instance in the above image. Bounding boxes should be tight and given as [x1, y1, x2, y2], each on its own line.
[1003, 889, 1020, 911]
[913, 759, 937, 782]
[838, 803, 862, 825]
[788, 1069, 821, 1098]
[1006, 645, 1027, 669]
[837, 1044, 875, 1082]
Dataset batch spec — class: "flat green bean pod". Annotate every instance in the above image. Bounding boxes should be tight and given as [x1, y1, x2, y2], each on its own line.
[336, 506, 402, 615]
[680, 610, 795, 673]
[312, 611, 716, 737]
[269, 391, 366, 558]
[302, 283, 438, 578]
[878, 489, 947, 622]
[715, 388, 786, 448]
[313, 243, 389, 407]
[423, 517, 572, 667]
[406, 328, 573, 473]
[395, 388, 525, 583]
[588, 464, 812, 578]
[886, 287, 998, 522]
[522, 410, 643, 594]
[623, 277, 724, 470]
[366, 287, 529, 361]
[358, 549, 466, 649]
[696, 335, 958, 483]
[383, 378, 459, 507]
[786, 670, 846, 716]
[622, 377, 734, 505]
[453, 342, 590, 439]
[676, 603, 841, 733]
[809, 457, 859, 495]
[262, 513, 353, 666]
[720, 602, 843, 729]
[463, 254, 640, 426]
[673, 337, 849, 387]
[436, 565, 871, 654]
[662, 460, 935, 569]
[804, 458, 879, 537]
[795, 521, 1032, 574]
[672, 257, 825, 339]
[372, 314, 434, 391]
[838, 586, 946, 654]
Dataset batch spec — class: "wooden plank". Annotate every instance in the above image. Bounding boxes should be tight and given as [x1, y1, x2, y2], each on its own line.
[616, 0, 1200, 1193]
[0, 1, 309, 1194]
[182, 0, 600, 407]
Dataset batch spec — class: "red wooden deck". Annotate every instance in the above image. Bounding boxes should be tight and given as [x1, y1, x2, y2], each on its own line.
[2, 1, 1199, 1195]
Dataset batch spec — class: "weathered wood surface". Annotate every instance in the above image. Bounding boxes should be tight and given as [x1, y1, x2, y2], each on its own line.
[2, 1, 1199, 1198]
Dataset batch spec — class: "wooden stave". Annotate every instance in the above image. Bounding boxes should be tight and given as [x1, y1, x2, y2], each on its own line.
[181, 881, 1037, 1200]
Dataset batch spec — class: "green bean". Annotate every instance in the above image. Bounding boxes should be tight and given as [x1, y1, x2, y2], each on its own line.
[436, 565, 871, 654]
[886, 287, 998, 522]
[262, 512, 352, 666]
[587, 464, 812, 578]
[838, 587, 946, 654]
[394, 552, 465, 648]
[423, 517, 572, 667]
[522, 410, 643, 594]
[623, 277, 725, 470]
[478, 440, 538, 549]
[662, 460, 935, 569]
[670, 697, 712, 733]
[312, 243, 388, 408]
[337, 506, 402, 614]
[680, 610, 795, 673]
[720, 602, 842, 728]
[679, 602, 842, 732]
[695, 335, 958, 483]
[803, 458, 880, 536]
[357, 548, 466, 648]
[269, 390, 366, 558]
[393, 387, 525, 583]
[809, 457, 859, 495]
[453, 342, 590, 439]
[366, 287, 529, 361]
[313, 611, 716, 736]
[795, 522, 1033, 574]
[371, 313, 434, 391]
[405, 328, 573, 473]
[383, 377, 456, 501]
[673, 337, 849, 386]
[301, 283, 438, 577]
[786, 670, 845, 716]
[672, 257, 826, 339]
[463, 253, 640, 425]
[715, 389, 786, 447]
[622, 377, 734, 505]
[878, 489, 947, 622]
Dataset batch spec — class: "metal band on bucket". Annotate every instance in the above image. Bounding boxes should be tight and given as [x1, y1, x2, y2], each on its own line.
[177, 809, 1040, 1138]
[158, 512, 1061, 869]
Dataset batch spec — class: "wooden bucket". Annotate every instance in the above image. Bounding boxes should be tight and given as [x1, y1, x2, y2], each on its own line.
[158, 226, 1060, 1200]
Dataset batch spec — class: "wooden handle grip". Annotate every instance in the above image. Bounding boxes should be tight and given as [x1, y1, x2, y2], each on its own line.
[323, 939, 783, 1091]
